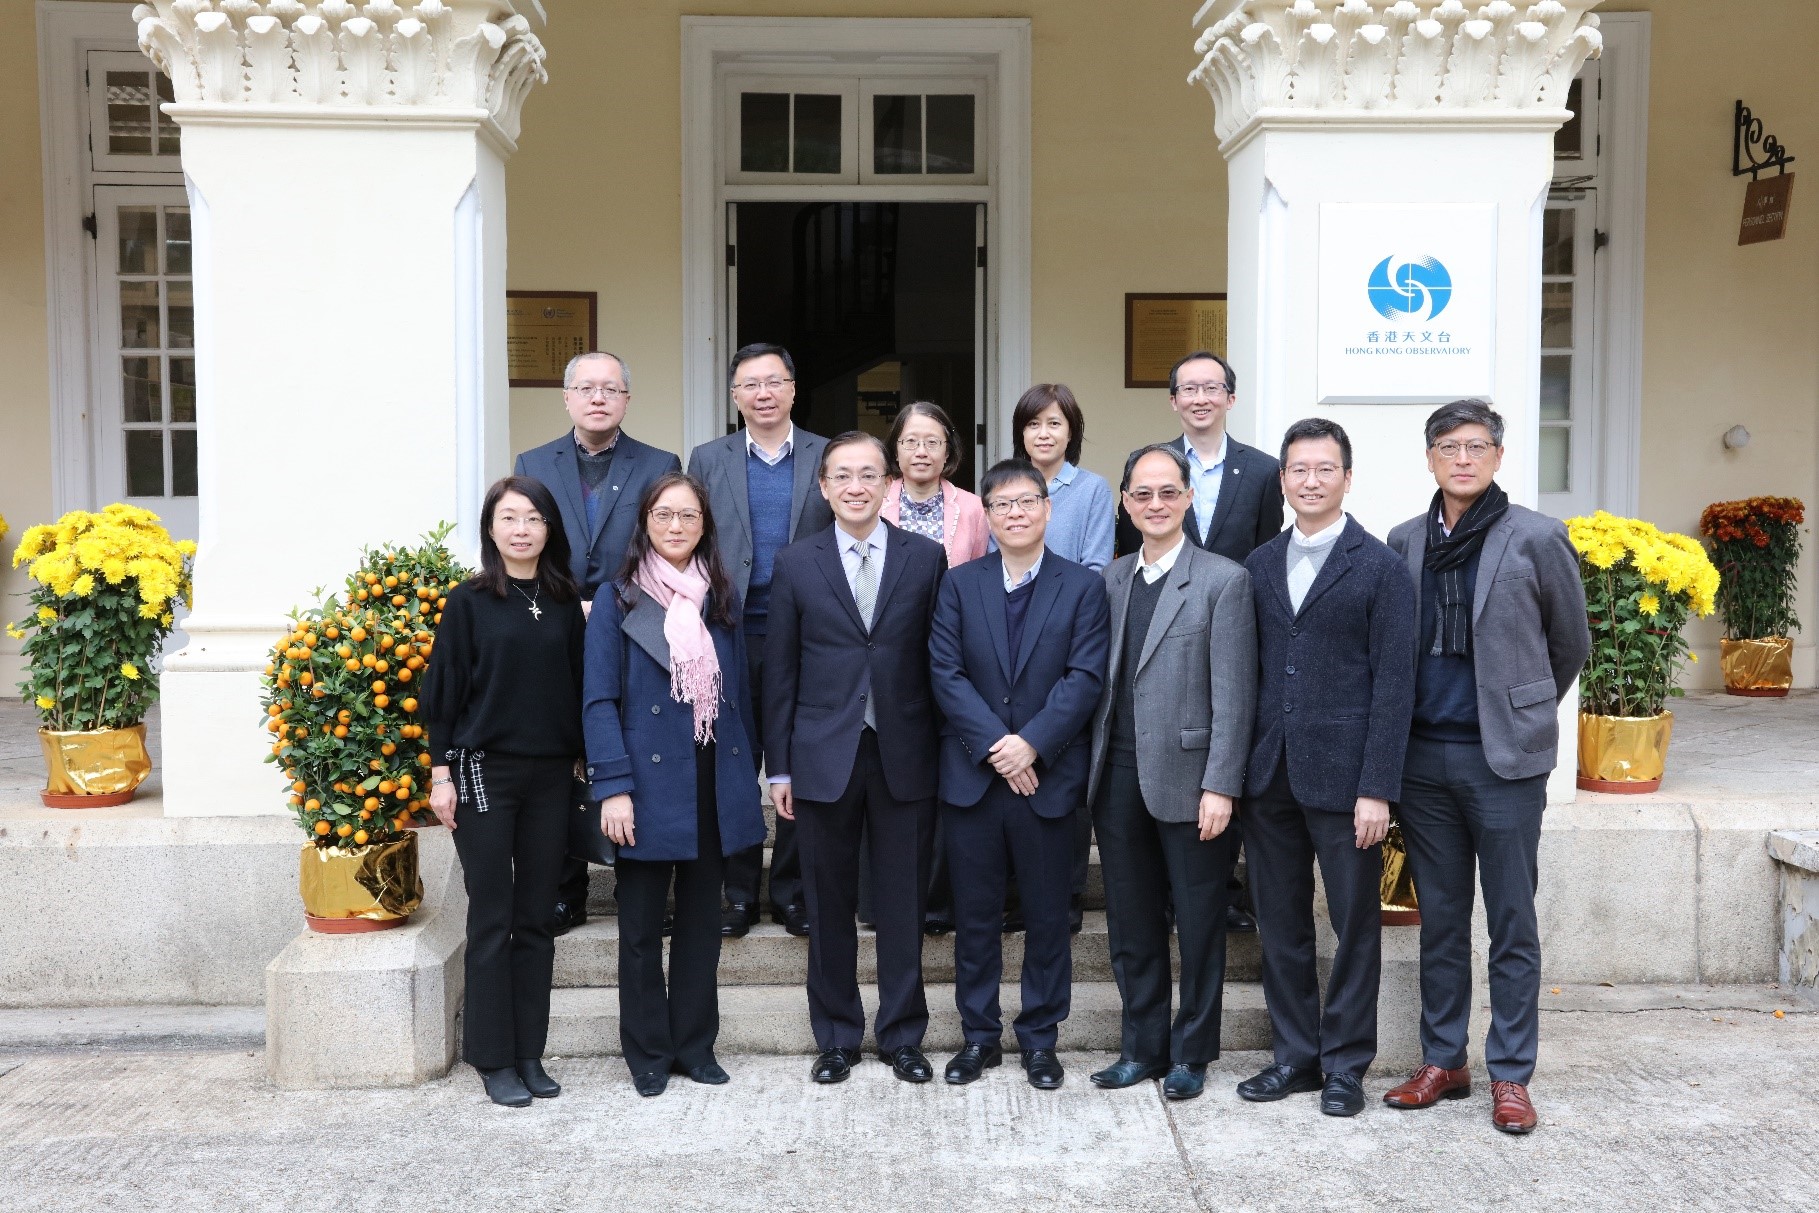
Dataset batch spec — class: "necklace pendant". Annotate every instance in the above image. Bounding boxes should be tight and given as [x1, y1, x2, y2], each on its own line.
[529, 602, 543, 621]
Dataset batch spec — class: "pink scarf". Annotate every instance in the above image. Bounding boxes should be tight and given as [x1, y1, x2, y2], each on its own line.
[633, 551, 722, 743]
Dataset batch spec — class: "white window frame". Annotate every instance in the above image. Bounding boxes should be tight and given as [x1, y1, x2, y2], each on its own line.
[857, 78, 989, 186]
[85, 48, 183, 174]
[723, 76, 862, 185]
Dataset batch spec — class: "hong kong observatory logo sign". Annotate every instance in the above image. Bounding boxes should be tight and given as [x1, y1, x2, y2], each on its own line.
[1367, 255, 1452, 322]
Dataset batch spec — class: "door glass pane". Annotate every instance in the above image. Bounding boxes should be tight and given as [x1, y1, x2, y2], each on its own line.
[167, 280, 193, 348]
[170, 357, 196, 423]
[1540, 355, 1572, 421]
[120, 280, 161, 348]
[1540, 283, 1573, 348]
[125, 430, 165, 497]
[793, 94, 842, 174]
[119, 207, 159, 275]
[155, 72, 180, 155]
[1542, 207, 1574, 276]
[926, 95, 975, 174]
[165, 208, 191, 275]
[1553, 78, 1583, 161]
[1538, 427, 1570, 493]
[171, 429, 197, 497]
[873, 95, 922, 174]
[739, 93, 789, 173]
[123, 357, 162, 423]
[106, 71, 154, 155]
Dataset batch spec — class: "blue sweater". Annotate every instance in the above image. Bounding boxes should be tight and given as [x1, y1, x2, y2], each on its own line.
[1413, 549, 1482, 742]
[743, 450, 795, 633]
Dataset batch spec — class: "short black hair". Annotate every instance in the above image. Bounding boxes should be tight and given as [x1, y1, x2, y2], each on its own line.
[1279, 418, 1353, 470]
[728, 343, 795, 387]
[1424, 399, 1505, 447]
[818, 430, 888, 478]
[1168, 350, 1236, 395]
[1120, 443, 1192, 493]
[1011, 384, 1085, 465]
[979, 458, 1048, 506]
[885, 401, 962, 479]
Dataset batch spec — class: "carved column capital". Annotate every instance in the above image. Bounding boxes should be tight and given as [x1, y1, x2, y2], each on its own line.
[133, 0, 549, 144]
[1190, 1, 1603, 146]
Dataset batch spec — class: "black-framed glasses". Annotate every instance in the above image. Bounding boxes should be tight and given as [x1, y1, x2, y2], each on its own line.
[732, 377, 794, 394]
[986, 494, 1046, 516]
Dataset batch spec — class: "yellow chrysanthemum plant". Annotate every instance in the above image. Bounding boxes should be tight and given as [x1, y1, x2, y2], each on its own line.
[9, 505, 195, 730]
[260, 524, 468, 849]
[1566, 511, 1721, 718]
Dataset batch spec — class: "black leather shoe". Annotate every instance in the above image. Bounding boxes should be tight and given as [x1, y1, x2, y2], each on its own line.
[810, 1047, 862, 1083]
[782, 903, 811, 937]
[1225, 905, 1257, 933]
[1322, 1072, 1366, 1117]
[479, 1066, 532, 1107]
[923, 918, 955, 937]
[1001, 909, 1025, 934]
[944, 1042, 1003, 1084]
[632, 1070, 669, 1097]
[514, 1058, 560, 1098]
[550, 900, 586, 937]
[1090, 1058, 1169, 1089]
[1163, 1063, 1207, 1101]
[721, 903, 756, 938]
[1237, 1063, 1324, 1102]
[880, 1045, 933, 1083]
[681, 1060, 729, 1085]
[1022, 1049, 1065, 1089]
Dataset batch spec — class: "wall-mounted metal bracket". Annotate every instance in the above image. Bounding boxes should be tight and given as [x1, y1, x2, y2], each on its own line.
[1734, 100, 1795, 179]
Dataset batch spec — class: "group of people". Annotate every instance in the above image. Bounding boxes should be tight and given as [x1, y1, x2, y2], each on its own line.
[419, 341, 1589, 1138]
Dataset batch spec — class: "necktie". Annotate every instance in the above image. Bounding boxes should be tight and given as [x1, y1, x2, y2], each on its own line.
[855, 544, 878, 729]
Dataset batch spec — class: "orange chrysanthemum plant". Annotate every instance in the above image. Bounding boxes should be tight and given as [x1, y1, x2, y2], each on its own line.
[1699, 497, 1805, 642]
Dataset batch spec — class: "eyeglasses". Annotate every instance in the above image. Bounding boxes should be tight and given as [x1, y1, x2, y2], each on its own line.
[1173, 383, 1230, 400]
[732, 378, 794, 395]
[986, 494, 1046, 516]
[566, 384, 628, 400]
[1284, 463, 1345, 482]
[896, 436, 948, 452]
[822, 471, 885, 488]
[1431, 440, 1496, 461]
[649, 508, 703, 527]
[496, 513, 548, 530]
[1125, 486, 1187, 505]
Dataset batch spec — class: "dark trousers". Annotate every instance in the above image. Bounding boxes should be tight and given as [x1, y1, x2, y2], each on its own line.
[450, 753, 571, 1071]
[614, 743, 725, 1078]
[724, 637, 802, 915]
[946, 783, 1073, 1050]
[1094, 763, 1237, 1065]
[859, 810, 954, 928]
[555, 785, 593, 915]
[1398, 735, 1547, 1084]
[1244, 764, 1382, 1078]
[796, 729, 935, 1052]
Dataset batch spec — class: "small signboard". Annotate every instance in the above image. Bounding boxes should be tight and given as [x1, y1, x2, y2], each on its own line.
[506, 291, 597, 387]
[1124, 294, 1228, 389]
[1739, 174, 1795, 246]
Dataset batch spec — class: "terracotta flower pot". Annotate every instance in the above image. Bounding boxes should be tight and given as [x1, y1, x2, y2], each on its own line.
[37, 724, 151, 808]
[299, 832, 424, 932]
[1576, 710, 1673, 794]
[1719, 636, 1793, 697]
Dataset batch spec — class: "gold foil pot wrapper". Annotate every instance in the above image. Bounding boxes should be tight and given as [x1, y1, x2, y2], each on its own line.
[1577, 711, 1673, 785]
[1380, 822, 1419, 913]
[298, 834, 424, 921]
[38, 725, 151, 797]
[1720, 637, 1794, 692]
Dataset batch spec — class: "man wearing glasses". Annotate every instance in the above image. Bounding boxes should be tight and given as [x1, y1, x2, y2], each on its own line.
[1383, 401, 1589, 1134]
[1084, 445, 1255, 1101]
[515, 350, 681, 935]
[1236, 419, 1415, 1118]
[929, 459, 1110, 1089]
[687, 344, 834, 940]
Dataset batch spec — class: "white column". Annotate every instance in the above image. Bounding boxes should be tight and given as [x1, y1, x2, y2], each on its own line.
[134, 1, 547, 816]
[1192, 1, 1601, 802]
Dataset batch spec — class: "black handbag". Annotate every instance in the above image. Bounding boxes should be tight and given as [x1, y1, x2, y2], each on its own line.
[566, 776, 616, 866]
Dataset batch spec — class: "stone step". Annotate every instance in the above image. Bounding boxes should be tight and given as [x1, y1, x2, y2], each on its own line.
[546, 980, 1273, 1056]
[554, 911, 1264, 988]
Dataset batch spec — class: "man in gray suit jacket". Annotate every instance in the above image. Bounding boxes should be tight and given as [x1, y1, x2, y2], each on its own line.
[1085, 444, 1256, 1101]
[1382, 400, 1590, 1136]
[687, 343, 835, 938]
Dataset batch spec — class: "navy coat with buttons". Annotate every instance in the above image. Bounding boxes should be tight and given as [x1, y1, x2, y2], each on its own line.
[583, 582, 766, 862]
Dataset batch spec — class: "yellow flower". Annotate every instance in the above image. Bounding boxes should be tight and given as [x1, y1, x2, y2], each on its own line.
[1637, 593, 1660, 617]
[1689, 651, 1700, 663]
[37, 605, 56, 623]
[35, 695, 55, 711]
[120, 662, 141, 681]
[5, 624, 25, 640]
[71, 573, 95, 597]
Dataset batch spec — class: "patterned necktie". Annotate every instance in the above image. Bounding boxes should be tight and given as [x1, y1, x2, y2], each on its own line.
[856, 544, 878, 729]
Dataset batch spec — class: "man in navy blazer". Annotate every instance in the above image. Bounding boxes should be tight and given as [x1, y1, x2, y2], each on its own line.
[514, 350, 681, 935]
[764, 432, 947, 1086]
[929, 458, 1110, 1089]
[1237, 418, 1416, 1119]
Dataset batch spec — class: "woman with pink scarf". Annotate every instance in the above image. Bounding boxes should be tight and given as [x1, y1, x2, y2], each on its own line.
[582, 472, 765, 1097]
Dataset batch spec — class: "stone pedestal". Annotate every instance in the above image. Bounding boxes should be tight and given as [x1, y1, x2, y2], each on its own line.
[1769, 830, 1819, 988]
[132, 1, 547, 816]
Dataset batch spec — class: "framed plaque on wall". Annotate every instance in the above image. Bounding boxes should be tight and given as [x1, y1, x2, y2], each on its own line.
[1124, 294, 1228, 389]
[506, 291, 598, 388]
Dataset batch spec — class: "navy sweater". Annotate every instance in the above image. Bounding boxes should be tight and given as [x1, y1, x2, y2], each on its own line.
[743, 450, 795, 633]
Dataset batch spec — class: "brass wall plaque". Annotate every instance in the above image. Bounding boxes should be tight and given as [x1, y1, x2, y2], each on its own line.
[1125, 293, 1228, 389]
[1739, 174, 1794, 246]
[506, 291, 598, 387]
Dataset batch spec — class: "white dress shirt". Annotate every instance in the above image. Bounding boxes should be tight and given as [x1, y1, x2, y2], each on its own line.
[746, 423, 796, 466]
[1137, 534, 1188, 584]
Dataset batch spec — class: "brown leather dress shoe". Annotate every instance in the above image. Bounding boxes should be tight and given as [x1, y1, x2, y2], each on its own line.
[1491, 1081, 1538, 1134]
[1382, 1064, 1472, 1108]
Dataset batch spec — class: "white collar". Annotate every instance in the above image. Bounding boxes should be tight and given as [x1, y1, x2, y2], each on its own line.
[746, 423, 795, 462]
[1003, 551, 1044, 592]
[1291, 513, 1349, 549]
[1436, 506, 1452, 539]
[1139, 534, 1188, 579]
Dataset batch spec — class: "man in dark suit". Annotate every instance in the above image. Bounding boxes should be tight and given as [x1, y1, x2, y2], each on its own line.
[514, 350, 681, 934]
[764, 432, 947, 1085]
[929, 459, 1110, 1089]
[1236, 418, 1416, 1118]
[1085, 445, 1255, 1102]
[687, 344, 835, 939]
[1383, 400, 1590, 1135]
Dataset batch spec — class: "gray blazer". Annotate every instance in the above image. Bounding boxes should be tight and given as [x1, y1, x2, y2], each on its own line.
[685, 428, 835, 600]
[1087, 541, 1257, 819]
[1387, 502, 1591, 782]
